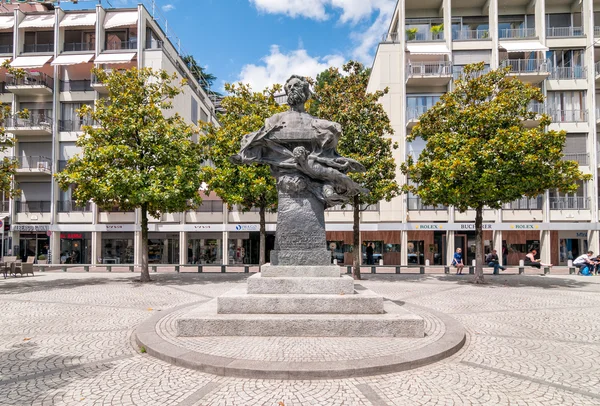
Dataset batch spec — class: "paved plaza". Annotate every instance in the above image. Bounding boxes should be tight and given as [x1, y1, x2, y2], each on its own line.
[1, 271, 600, 405]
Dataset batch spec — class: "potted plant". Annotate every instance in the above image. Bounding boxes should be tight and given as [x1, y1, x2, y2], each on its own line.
[430, 24, 444, 39]
[38, 254, 47, 264]
[406, 28, 419, 41]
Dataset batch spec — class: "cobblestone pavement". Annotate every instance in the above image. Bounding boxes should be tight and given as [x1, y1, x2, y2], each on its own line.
[1, 272, 599, 405]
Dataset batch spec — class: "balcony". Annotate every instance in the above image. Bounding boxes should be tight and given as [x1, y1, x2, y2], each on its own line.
[60, 79, 93, 92]
[57, 200, 91, 213]
[0, 44, 12, 54]
[381, 33, 400, 43]
[91, 73, 108, 93]
[548, 66, 586, 81]
[14, 156, 51, 175]
[498, 28, 536, 39]
[405, 31, 444, 42]
[549, 197, 589, 210]
[16, 201, 51, 213]
[562, 153, 589, 166]
[105, 39, 137, 51]
[405, 61, 452, 86]
[546, 26, 584, 38]
[453, 29, 490, 40]
[6, 72, 53, 95]
[145, 39, 163, 49]
[503, 196, 543, 210]
[500, 59, 550, 83]
[407, 198, 446, 211]
[546, 109, 588, 123]
[63, 42, 95, 52]
[522, 102, 544, 127]
[4, 114, 52, 136]
[23, 43, 54, 53]
[406, 106, 430, 129]
[58, 118, 96, 132]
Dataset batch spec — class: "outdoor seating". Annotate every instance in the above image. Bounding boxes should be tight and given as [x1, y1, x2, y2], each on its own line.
[20, 256, 35, 276]
[2, 256, 17, 278]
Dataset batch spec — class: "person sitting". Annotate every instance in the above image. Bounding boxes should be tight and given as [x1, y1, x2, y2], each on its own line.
[573, 251, 594, 275]
[524, 249, 552, 269]
[486, 249, 506, 275]
[451, 248, 465, 275]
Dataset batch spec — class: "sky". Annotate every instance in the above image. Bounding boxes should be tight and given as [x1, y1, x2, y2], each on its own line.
[60, 0, 397, 93]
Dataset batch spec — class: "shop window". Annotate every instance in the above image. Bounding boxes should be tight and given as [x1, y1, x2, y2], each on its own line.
[408, 240, 425, 265]
[190, 238, 222, 264]
[362, 241, 383, 265]
[102, 238, 134, 264]
[327, 241, 344, 264]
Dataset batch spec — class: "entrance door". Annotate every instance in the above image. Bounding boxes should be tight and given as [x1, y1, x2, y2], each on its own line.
[441, 234, 467, 265]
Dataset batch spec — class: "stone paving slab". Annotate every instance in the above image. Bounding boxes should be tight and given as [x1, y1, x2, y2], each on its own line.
[1, 272, 600, 405]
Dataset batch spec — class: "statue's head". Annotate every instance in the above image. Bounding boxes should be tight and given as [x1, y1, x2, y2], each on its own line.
[284, 75, 311, 109]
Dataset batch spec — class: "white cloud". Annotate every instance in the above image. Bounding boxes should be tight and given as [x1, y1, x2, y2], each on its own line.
[238, 45, 345, 91]
[162, 4, 175, 12]
[250, 0, 329, 20]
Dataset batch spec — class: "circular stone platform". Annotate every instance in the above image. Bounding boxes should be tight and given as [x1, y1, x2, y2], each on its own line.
[135, 300, 466, 379]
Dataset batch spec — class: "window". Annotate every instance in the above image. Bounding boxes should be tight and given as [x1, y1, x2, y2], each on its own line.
[191, 97, 198, 124]
[406, 95, 441, 120]
[145, 28, 162, 49]
[546, 91, 586, 121]
[200, 108, 209, 123]
[0, 32, 12, 53]
[64, 30, 95, 51]
[105, 29, 137, 50]
[563, 134, 588, 165]
[24, 31, 54, 52]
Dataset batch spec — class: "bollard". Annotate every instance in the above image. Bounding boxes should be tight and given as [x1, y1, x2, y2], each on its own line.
[371, 266, 376, 274]
[333, 259, 338, 265]
[420, 266, 425, 274]
[425, 259, 430, 266]
[347, 266, 352, 275]
[197, 265, 203, 273]
[221, 265, 226, 273]
[84, 266, 89, 272]
[395, 266, 401, 274]
[244, 266, 249, 273]
[519, 259, 524, 274]
[569, 267, 575, 275]
[379, 259, 384, 266]
[107, 266, 112, 273]
[175, 265, 180, 273]
[129, 266, 134, 273]
[543, 267, 550, 275]
[62, 266, 67, 272]
[152, 266, 157, 273]
[469, 266, 474, 274]
[444, 266, 450, 274]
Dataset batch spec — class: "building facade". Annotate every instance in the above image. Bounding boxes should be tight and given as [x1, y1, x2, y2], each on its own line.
[366, 0, 600, 266]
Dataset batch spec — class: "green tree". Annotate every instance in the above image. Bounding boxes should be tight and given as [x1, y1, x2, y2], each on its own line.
[311, 61, 400, 280]
[198, 83, 287, 266]
[55, 68, 204, 282]
[402, 63, 589, 284]
[182, 55, 221, 96]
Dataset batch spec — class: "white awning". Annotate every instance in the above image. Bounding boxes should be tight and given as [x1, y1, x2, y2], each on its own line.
[60, 13, 96, 27]
[406, 43, 450, 55]
[20, 14, 55, 29]
[52, 54, 94, 66]
[10, 55, 52, 69]
[94, 52, 136, 64]
[0, 16, 14, 30]
[499, 41, 548, 53]
[104, 11, 138, 29]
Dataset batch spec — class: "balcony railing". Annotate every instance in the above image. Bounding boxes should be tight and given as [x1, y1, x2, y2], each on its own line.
[60, 79, 93, 92]
[549, 197, 589, 210]
[453, 66, 490, 80]
[527, 102, 545, 115]
[23, 43, 54, 53]
[453, 29, 490, 40]
[14, 156, 51, 171]
[5, 113, 52, 129]
[498, 27, 536, 39]
[381, 32, 400, 43]
[16, 201, 51, 213]
[549, 66, 586, 80]
[546, 26, 584, 37]
[503, 196, 543, 210]
[0, 44, 12, 54]
[407, 197, 446, 211]
[406, 106, 433, 121]
[7, 72, 53, 88]
[194, 201, 224, 213]
[58, 119, 95, 132]
[500, 59, 549, 74]
[145, 39, 163, 49]
[546, 109, 588, 123]
[406, 62, 452, 77]
[105, 39, 137, 50]
[562, 153, 589, 165]
[99, 205, 129, 213]
[63, 42, 95, 52]
[57, 200, 91, 213]
[406, 31, 444, 42]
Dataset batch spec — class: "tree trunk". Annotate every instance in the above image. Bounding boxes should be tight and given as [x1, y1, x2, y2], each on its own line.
[259, 205, 266, 269]
[140, 203, 151, 282]
[352, 195, 361, 280]
[474, 205, 484, 284]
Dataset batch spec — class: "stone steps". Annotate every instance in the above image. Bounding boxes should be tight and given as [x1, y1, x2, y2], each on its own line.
[247, 273, 354, 295]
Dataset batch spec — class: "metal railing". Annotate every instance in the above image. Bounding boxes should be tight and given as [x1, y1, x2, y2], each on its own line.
[406, 31, 444, 42]
[546, 26, 584, 37]
[500, 59, 549, 74]
[562, 153, 589, 166]
[546, 109, 588, 123]
[4, 113, 52, 129]
[60, 79, 93, 92]
[145, 39, 163, 49]
[23, 43, 54, 53]
[63, 42, 95, 52]
[194, 201, 224, 213]
[406, 62, 452, 78]
[549, 66, 586, 80]
[453, 66, 490, 80]
[498, 27, 536, 38]
[105, 40, 137, 50]
[58, 119, 95, 132]
[7, 72, 53, 88]
[503, 196, 543, 210]
[406, 106, 433, 121]
[57, 200, 92, 213]
[381, 32, 400, 43]
[15, 201, 52, 213]
[0, 44, 12, 54]
[453, 29, 490, 40]
[14, 156, 51, 171]
[99, 205, 130, 213]
[327, 203, 380, 212]
[549, 197, 589, 210]
[407, 198, 446, 211]
[527, 102, 545, 115]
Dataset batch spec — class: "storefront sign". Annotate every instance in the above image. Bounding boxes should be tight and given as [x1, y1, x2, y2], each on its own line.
[60, 233, 83, 239]
[414, 224, 444, 230]
[233, 224, 260, 232]
[12, 225, 50, 232]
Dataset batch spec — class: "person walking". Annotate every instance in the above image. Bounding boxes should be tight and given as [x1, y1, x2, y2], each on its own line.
[366, 243, 374, 265]
[452, 247, 465, 275]
[486, 249, 506, 275]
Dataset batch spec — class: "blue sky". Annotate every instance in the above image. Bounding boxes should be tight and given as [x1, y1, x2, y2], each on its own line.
[61, 0, 396, 92]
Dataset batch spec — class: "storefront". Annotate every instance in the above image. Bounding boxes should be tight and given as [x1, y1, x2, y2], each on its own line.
[18, 233, 49, 262]
[59, 232, 91, 264]
[326, 231, 401, 265]
[101, 233, 134, 264]
[148, 233, 179, 264]
[558, 230, 588, 265]
[188, 232, 222, 264]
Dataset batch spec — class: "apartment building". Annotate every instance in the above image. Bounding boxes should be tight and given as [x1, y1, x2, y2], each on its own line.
[0, 2, 225, 265]
[367, 0, 600, 266]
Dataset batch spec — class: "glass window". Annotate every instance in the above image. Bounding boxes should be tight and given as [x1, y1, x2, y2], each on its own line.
[0, 32, 11, 46]
[102, 238, 134, 264]
[191, 97, 198, 124]
[189, 238, 222, 264]
[408, 240, 425, 265]
[547, 13, 571, 28]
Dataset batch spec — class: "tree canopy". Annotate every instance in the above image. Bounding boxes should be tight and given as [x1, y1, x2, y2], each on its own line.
[182, 55, 220, 96]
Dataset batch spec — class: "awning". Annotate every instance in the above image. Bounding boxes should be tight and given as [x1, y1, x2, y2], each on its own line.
[0, 16, 14, 30]
[10, 55, 52, 69]
[499, 41, 548, 53]
[104, 11, 138, 29]
[52, 54, 94, 66]
[94, 52, 136, 64]
[20, 14, 55, 29]
[406, 43, 450, 55]
[60, 12, 96, 27]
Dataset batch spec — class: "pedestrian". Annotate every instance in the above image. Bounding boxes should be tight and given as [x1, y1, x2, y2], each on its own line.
[486, 249, 506, 275]
[573, 251, 594, 275]
[451, 247, 465, 275]
[366, 242, 374, 265]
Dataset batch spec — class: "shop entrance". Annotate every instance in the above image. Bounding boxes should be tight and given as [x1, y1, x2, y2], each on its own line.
[559, 236, 587, 265]
[440, 234, 467, 265]
[19, 233, 49, 262]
